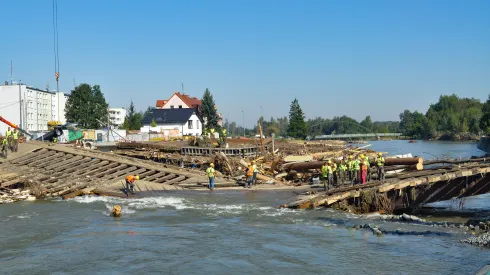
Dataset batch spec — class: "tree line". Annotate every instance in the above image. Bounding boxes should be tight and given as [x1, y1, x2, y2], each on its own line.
[250, 94, 489, 140]
[65, 84, 489, 141]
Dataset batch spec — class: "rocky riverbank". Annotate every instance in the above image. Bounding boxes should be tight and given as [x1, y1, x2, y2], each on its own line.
[0, 189, 36, 204]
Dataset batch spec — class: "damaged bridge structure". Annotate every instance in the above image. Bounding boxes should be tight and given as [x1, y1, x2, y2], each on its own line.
[282, 161, 490, 214]
[0, 142, 222, 199]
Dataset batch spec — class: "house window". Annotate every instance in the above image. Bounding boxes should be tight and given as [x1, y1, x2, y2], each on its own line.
[196, 121, 199, 129]
[170, 105, 174, 109]
[178, 105, 182, 109]
[188, 120, 193, 129]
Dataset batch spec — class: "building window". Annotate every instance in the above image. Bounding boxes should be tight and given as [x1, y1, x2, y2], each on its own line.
[196, 121, 199, 129]
[178, 105, 182, 109]
[170, 105, 174, 109]
[188, 120, 193, 129]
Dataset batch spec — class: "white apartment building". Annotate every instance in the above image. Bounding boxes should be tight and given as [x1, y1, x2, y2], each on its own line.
[109, 107, 127, 128]
[0, 83, 69, 135]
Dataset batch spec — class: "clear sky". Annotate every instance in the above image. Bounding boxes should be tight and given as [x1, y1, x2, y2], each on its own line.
[2, 0, 489, 127]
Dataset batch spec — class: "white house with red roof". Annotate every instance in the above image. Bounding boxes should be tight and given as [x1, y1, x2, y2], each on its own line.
[155, 92, 222, 127]
[155, 92, 202, 111]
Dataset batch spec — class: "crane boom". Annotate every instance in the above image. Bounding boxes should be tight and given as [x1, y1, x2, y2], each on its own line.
[0, 116, 33, 138]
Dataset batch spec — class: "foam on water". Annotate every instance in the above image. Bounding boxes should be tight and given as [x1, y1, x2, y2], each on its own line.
[67, 195, 302, 217]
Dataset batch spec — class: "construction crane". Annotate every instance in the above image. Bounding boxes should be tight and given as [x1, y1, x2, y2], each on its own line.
[0, 115, 33, 138]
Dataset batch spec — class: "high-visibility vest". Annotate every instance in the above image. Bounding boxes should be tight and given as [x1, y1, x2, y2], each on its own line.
[321, 165, 328, 177]
[126, 175, 136, 183]
[338, 164, 346, 171]
[252, 164, 257, 172]
[2, 138, 7, 146]
[375, 157, 385, 167]
[5, 130, 12, 137]
[347, 160, 353, 171]
[354, 160, 360, 171]
[361, 160, 369, 171]
[206, 167, 215, 178]
[332, 163, 337, 172]
[246, 165, 254, 177]
[12, 132, 18, 140]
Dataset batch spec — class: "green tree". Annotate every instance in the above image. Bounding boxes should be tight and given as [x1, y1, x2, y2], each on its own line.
[121, 101, 143, 130]
[201, 88, 220, 130]
[480, 95, 490, 134]
[150, 118, 157, 127]
[287, 98, 307, 139]
[360, 115, 373, 132]
[65, 84, 108, 129]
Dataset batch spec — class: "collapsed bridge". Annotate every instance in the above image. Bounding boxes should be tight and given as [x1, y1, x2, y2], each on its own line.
[282, 162, 490, 213]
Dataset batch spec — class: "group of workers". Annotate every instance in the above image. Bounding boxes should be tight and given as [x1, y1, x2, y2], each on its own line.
[321, 153, 385, 190]
[1, 127, 20, 158]
[206, 160, 258, 190]
[124, 153, 385, 194]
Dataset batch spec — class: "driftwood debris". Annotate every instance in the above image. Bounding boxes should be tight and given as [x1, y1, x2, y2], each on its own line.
[238, 159, 275, 183]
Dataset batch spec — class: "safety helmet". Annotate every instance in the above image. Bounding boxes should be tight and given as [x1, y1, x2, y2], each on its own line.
[210, 163, 215, 167]
[377, 152, 382, 156]
[360, 154, 364, 159]
[349, 155, 353, 159]
[248, 163, 251, 166]
[252, 160, 256, 164]
[135, 175, 140, 180]
[328, 160, 332, 164]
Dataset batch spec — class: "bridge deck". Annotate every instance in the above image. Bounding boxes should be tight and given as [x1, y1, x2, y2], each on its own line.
[312, 133, 402, 140]
[283, 163, 490, 211]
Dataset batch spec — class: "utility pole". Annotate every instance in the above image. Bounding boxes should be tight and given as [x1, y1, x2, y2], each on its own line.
[18, 81, 22, 131]
[107, 108, 110, 142]
[10, 60, 13, 85]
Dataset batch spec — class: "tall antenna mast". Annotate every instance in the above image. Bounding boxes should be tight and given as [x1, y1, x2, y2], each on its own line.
[10, 60, 12, 85]
[181, 81, 184, 94]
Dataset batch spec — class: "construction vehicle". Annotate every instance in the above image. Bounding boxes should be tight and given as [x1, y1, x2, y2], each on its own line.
[0, 116, 33, 138]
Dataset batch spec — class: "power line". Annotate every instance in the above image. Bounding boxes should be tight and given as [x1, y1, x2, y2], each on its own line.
[0, 101, 21, 110]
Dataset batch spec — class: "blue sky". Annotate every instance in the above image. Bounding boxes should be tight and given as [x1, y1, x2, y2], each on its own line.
[2, 0, 489, 127]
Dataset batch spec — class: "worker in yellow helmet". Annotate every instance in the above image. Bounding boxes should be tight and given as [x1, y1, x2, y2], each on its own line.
[245, 162, 254, 188]
[251, 160, 258, 185]
[206, 163, 215, 190]
[12, 129, 19, 152]
[353, 155, 361, 184]
[5, 127, 13, 151]
[322, 160, 333, 191]
[375, 152, 385, 181]
[360, 155, 369, 184]
[338, 159, 347, 185]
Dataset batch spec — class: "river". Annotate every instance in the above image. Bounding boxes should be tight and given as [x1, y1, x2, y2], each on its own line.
[1, 140, 489, 274]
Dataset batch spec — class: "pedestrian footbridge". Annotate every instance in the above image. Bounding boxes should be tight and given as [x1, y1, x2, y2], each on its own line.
[311, 133, 402, 140]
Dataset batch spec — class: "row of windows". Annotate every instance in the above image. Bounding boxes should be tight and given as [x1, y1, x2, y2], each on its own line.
[27, 101, 54, 110]
[27, 90, 60, 101]
[170, 105, 183, 109]
[26, 113, 49, 120]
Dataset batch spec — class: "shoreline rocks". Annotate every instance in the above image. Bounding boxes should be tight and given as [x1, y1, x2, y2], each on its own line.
[0, 189, 36, 204]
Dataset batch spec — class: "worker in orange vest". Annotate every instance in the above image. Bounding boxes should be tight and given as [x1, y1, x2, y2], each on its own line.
[360, 154, 369, 184]
[125, 175, 140, 194]
[245, 162, 254, 188]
